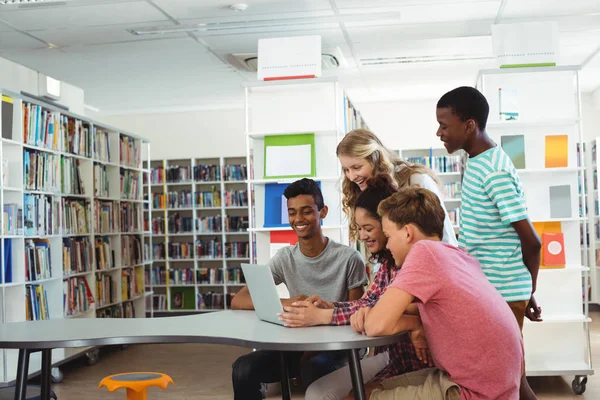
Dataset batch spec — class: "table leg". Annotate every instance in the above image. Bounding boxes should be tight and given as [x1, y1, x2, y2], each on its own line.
[14, 349, 30, 400]
[348, 348, 366, 400]
[279, 352, 291, 400]
[40, 349, 52, 400]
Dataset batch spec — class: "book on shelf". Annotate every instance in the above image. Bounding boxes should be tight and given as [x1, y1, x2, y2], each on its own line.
[95, 274, 117, 308]
[26, 284, 50, 321]
[549, 185, 572, 219]
[150, 166, 164, 184]
[226, 267, 245, 284]
[405, 152, 462, 174]
[94, 200, 119, 234]
[169, 268, 194, 285]
[2, 158, 8, 186]
[166, 165, 192, 182]
[146, 266, 166, 285]
[95, 236, 115, 271]
[498, 87, 519, 121]
[65, 117, 92, 157]
[24, 150, 61, 192]
[64, 276, 95, 316]
[443, 182, 462, 199]
[167, 190, 192, 208]
[168, 214, 193, 234]
[61, 157, 85, 195]
[22, 102, 61, 150]
[120, 202, 142, 233]
[62, 199, 90, 235]
[121, 268, 143, 301]
[198, 292, 233, 310]
[264, 133, 316, 179]
[152, 294, 167, 311]
[545, 135, 568, 168]
[121, 235, 143, 266]
[542, 232, 566, 268]
[96, 304, 123, 319]
[3, 203, 23, 235]
[24, 194, 60, 236]
[197, 215, 222, 233]
[194, 164, 221, 182]
[94, 164, 109, 197]
[152, 243, 166, 260]
[168, 242, 193, 259]
[197, 268, 223, 284]
[196, 187, 221, 208]
[195, 239, 223, 259]
[152, 193, 166, 209]
[224, 164, 247, 181]
[225, 241, 249, 258]
[225, 216, 248, 232]
[25, 238, 51, 281]
[63, 237, 92, 275]
[2, 95, 14, 140]
[151, 216, 165, 234]
[93, 128, 111, 162]
[225, 189, 248, 207]
[120, 135, 140, 168]
[120, 169, 140, 200]
[3, 239, 11, 283]
[500, 135, 526, 169]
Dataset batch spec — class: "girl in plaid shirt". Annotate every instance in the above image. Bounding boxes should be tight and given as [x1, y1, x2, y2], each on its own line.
[281, 175, 428, 400]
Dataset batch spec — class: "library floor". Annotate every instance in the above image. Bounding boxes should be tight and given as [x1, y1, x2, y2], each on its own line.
[49, 313, 600, 400]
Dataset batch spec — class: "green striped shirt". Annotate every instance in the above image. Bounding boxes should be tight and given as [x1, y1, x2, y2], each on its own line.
[459, 146, 532, 302]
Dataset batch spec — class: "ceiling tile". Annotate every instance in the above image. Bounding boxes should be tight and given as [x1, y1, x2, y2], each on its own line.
[501, 0, 600, 19]
[0, 31, 47, 51]
[0, 1, 168, 31]
[153, 0, 333, 20]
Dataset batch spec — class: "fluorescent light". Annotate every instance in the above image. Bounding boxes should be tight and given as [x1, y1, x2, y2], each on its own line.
[129, 12, 402, 35]
[0, 0, 59, 4]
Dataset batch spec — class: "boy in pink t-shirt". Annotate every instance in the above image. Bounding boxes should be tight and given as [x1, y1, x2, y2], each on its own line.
[348, 186, 523, 400]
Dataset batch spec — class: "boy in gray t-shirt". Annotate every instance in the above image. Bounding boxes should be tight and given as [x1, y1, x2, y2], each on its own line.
[231, 178, 367, 400]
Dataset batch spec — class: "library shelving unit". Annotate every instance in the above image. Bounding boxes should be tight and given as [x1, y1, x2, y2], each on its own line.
[584, 139, 600, 305]
[399, 148, 464, 232]
[477, 66, 592, 393]
[243, 77, 367, 297]
[144, 157, 249, 315]
[0, 89, 151, 384]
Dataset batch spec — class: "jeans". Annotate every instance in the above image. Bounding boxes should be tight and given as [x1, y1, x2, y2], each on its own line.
[232, 350, 349, 400]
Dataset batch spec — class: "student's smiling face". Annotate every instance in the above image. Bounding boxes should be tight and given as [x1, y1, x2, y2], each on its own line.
[355, 207, 386, 254]
[436, 106, 470, 154]
[339, 156, 374, 191]
[287, 194, 328, 239]
[382, 216, 411, 267]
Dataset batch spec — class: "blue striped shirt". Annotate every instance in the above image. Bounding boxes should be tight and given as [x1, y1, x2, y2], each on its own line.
[459, 146, 532, 302]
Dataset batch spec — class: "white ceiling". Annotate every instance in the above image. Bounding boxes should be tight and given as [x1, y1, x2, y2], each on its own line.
[0, 0, 599, 114]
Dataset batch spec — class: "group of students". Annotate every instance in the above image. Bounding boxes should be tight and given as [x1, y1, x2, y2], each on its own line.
[230, 86, 543, 400]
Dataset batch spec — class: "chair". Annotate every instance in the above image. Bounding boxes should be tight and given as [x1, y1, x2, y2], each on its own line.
[98, 372, 173, 400]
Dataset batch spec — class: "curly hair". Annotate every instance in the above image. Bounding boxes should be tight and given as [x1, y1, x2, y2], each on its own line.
[337, 129, 437, 240]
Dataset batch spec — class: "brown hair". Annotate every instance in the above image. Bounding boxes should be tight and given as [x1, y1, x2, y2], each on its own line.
[337, 129, 437, 239]
[377, 186, 445, 240]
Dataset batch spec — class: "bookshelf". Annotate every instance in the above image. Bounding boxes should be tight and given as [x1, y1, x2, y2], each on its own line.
[0, 89, 152, 383]
[144, 157, 249, 315]
[477, 66, 592, 391]
[399, 148, 464, 232]
[584, 139, 599, 304]
[243, 77, 368, 297]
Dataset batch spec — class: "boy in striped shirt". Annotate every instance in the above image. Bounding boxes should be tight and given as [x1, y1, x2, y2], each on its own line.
[435, 86, 542, 400]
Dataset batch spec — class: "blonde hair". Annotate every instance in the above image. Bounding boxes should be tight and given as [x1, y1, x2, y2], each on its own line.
[378, 186, 445, 240]
[337, 129, 437, 240]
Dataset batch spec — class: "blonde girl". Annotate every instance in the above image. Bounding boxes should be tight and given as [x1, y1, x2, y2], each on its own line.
[336, 128, 457, 245]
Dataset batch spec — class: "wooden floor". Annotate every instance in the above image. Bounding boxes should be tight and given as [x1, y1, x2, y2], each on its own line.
[45, 313, 600, 400]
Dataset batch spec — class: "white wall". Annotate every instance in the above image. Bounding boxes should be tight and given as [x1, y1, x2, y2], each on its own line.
[582, 93, 600, 143]
[0, 56, 84, 114]
[97, 108, 246, 160]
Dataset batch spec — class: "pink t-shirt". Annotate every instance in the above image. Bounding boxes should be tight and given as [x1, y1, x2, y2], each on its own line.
[389, 240, 523, 400]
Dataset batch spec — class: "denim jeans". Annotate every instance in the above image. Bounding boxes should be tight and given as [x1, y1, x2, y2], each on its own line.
[232, 350, 349, 400]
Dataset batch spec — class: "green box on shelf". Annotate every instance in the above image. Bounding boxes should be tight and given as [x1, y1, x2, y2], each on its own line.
[170, 286, 195, 310]
[264, 133, 316, 179]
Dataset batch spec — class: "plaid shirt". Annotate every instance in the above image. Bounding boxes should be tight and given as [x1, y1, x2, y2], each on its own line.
[331, 257, 427, 382]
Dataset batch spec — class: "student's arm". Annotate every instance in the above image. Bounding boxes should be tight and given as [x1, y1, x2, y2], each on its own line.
[231, 286, 254, 310]
[363, 288, 420, 337]
[348, 286, 364, 301]
[512, 218, 541, 293]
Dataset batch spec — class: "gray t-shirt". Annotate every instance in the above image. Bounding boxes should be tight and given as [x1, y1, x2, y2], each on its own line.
[269, 238, 367, 302]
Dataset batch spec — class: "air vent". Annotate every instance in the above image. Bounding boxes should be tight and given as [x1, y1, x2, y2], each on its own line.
[231, 47, 347, 72]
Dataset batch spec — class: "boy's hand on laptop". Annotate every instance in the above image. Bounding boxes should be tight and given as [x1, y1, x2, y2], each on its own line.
[280, 295, 308, 307]
[350, 307, 371, 334]
[525, 295, 543, 322]
[305, 295, 334, 309]
[278, 301, 334, 327]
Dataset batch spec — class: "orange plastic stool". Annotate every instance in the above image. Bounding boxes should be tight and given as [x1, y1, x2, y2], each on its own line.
[99, 372, 173, 400]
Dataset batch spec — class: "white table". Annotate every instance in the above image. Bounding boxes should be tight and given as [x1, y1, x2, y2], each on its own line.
[0, 311, 404, 400]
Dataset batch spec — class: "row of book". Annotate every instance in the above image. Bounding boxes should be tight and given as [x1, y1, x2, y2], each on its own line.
[4, 203, 23, 235]
[26, 284, 50, 321]
[152, 191, 193, 209]
[444, 182, 462, 199]
[25, 238, 52, 282]
[169, 268, 194, 285]
[96, 236, 115, 271]
[94, 164, 110, 197]
[198, 292, 235, 310]
[405, 155, 463, 173]
[64, 276, 94, 317]
[24, 194, 60, 236]
[63, 237, 92, 276]
[23, 103, 61, 151]
[96, 274, 117, 308]
[120, 202, 142, 233]
[223, 165, 247, 181]
[121, 169, 140, 200]
[120, 135, 140, 168]
[146, 266, 166, 286]
[24, 150, 60, 192]
[143, 266, 245, 286]
[122, 268, 143, 301]
[122, 235, 145, 267]
[448, 209, 460, 227]
[94, 128, 111, 163]
[97, 303, 134, 318]
[94, 200, 119, 233]
[225, 242, 249, 258]
[61, 157, 85, 195]
[150, 189, 246, 209]
[224, 190, 248, 207]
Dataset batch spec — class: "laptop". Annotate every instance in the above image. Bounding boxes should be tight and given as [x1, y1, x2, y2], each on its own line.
[241, 263, 285, 326]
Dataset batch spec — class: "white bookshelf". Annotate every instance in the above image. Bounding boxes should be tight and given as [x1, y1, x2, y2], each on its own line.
[584, 139, 599, 305]
[399, 147, 464, 231]
[0, 89, 151, 383]
[243, 78, 367, 296]
[477, 66, 592, 392]
[144, 157, 249, 314]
